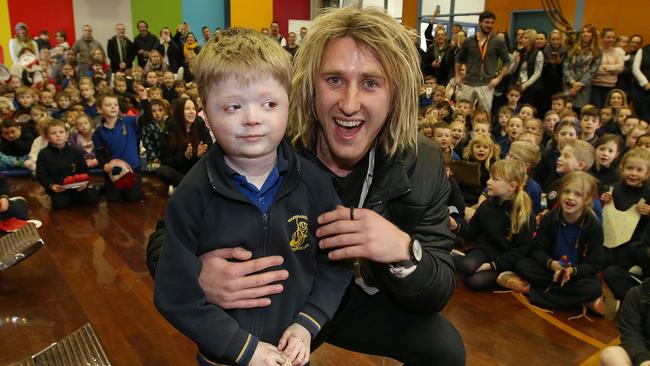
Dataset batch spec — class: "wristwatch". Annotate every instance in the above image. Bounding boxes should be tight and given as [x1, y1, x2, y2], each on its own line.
[390, 238, 422, 268]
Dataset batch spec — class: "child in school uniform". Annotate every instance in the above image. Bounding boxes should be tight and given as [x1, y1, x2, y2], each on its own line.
[535, 120, 578, 191]
[69, 114, 98, 168]
[153, 28, 350, 366]
[590, 134, 622, 189]
[515, 171, 605, 314]
[141, 99, 169, 172]
[36, 118, 99, 209]
[498, 115, 524, 158]
[459, 134, 500, 206]
[0, 119, 33, 170]
[579, 105, 601, 146]
[602, 148, 650, 303]
[456, 159, 535, 292]
[92, 92, 146, 202]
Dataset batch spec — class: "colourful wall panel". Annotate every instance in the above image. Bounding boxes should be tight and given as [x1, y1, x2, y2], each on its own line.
[7, 0, 76, 66]
[0, 0, 11, 65]
[182, 0, 226, 36]
[230, 0, 272, 32]
[131, 0, 181, 37]
[273, 0, 309, 38]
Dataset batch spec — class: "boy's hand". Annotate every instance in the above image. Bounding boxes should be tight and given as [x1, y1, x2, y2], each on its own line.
[600, 192, 613, 204]
[448, 216, 458, 231]
[184, 143, 193, 159]
[76, 182, 89, 192]
[51, 184, 65, 193]
[278, 323, 311, 366]
[637, 202, 650, 215]
[248, 341, 288, 366]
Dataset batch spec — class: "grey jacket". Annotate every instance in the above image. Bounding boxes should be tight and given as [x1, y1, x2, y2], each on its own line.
[456, 34, 510, 86]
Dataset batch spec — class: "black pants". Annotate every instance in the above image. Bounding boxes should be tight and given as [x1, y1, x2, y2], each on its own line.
[632, 85, 650, 121]
[454, 249, 498, 291]
[604, 266, 644, 300]
[313, 284, 466, 366]
[0, 197, 28, 221]
[590, 85, 614, 108]
[104, 171, 142, 202]
[157, 164, 185, 187]
[50, 187, 100, 209]
[516, 258, 601, 310]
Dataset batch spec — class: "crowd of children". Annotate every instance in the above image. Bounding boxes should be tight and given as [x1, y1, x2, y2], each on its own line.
[3, 12, 650, 365]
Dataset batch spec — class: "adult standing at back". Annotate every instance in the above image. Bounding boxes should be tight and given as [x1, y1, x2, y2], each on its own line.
[591, 28, 625, 107]
[9, 23, 39, 65]
[133, 20, 159, 67]
[72, 25, 103, 74]
[455, 10, 510, 113]
[508, 29, 544, 107]
[147, 5, 465, 366]
[563, 24, 602, 111]
[107, 23, 135, 73]
[270, 20, 286, 46]
[632, 40, 650, 121]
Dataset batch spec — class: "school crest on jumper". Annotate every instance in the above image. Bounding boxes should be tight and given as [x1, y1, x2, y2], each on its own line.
[288, 215, 309, 251]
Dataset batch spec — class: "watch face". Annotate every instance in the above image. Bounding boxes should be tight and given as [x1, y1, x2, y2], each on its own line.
[412, 239, 423, 262]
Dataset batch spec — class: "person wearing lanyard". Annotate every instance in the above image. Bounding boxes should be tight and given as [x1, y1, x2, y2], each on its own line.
[146, 5, 465, 366]
[455, 10, 511, 113]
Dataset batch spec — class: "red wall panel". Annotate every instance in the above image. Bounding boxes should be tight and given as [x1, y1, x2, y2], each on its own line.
[273, 0, 310, 38]
[8, 0, 76, 48]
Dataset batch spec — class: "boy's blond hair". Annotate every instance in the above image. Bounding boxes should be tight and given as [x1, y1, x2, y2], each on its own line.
[563, 139, 595, 170]
[15, 86, 35, 97]
[288, 5, 421, 157]
[192, 28, 291, 103]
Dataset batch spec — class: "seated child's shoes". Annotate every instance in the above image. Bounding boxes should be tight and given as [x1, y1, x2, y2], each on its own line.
[585, 296, 606, 316]
[496, 271, 530, 293]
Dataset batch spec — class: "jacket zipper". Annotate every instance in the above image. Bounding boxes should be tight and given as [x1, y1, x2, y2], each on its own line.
[367, 187, 411, 207]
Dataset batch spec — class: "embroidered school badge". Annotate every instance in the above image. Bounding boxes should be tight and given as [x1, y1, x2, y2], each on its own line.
[288, 215, 309, 251]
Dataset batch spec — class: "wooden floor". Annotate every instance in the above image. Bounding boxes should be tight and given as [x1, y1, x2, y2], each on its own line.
[0, 176, 619, 366]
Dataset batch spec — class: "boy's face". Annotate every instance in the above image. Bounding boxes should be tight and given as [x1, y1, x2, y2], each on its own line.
[519, 106, 533, 121]
[556, 146, 582, 174]
[80, 84, 95, 99]
[618, 109, 632, 124]
[164, 73, 175, 87]
[1, 126, 21, 141]
[115, 81, 127, 93]
[421, 126, 433, 138]
[62, 65, 74, 77]
[580, 115, 600, 137]
[627, 129, 645, 148]
[40, 92, 54, 106]
[156, 74, 164, 86]
[623, 118, 640, 136]
[551, 99, 564, 112]
[472, 123, 489, 138]
[507, 90, 521, 105]
[149, 89, 163, 100]
[556, 126, 577, 150]
[47, 125, 68, 147]
[507, 118, 523, 140]
[9, 76, 21, 91]
[99, 97, 120, 119]
[595, 140, 619, 168]
[636, 137, 650, 153]
[152, 105, 166, 122]
[434, 128, 452, 149]
[17, 93, 33, 108]
[433, 91, 445, 104]
[175, 84, 186, 94]
[544, 114, 559, 134]
[450, 124, 465, 145]
[524, 120, 541, 135]
[30, 108, 45, 122]
[600, 108, 612, 123]
[203, 76, 288, 162]
[499, 112, 512, 127]
[456, 102, 470, 117]
[57, 96, 71, 109]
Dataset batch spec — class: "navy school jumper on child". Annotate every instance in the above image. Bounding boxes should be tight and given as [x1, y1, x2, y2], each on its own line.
[92, 113, 143, 202]
[154, 140, 351, 366]
[515, 207, 604, 310]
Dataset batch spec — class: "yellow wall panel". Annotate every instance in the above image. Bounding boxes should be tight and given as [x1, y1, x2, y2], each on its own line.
[0, 0, 11, 66]
[231, 0, 273, 32]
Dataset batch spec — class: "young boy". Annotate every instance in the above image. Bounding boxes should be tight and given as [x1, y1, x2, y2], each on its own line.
[153, 28, 350, 366]
[36, 119, 99, 209]
[141, 99, 168, 172]
[506, 86, 522, 112]
[546, 139, 602, 219]
[455, 99, 473, 124]
[0, 119, 33, 170]
[14, 86, 35, 119]
[518, 104, 536, 122]
[494, 106, 513, 142]
[433, 122, 458, 160]
[92, 92, 146, 202]
[542, 110, 560, 148]
[550, 93, 566, 113]
[579, 106, 601, 146]
[535, 120, 578, 191]
[79, 79, 98, 118]
[499, 115, 524, 157]
[162, 71, 177, 102]
[52, 91, 72, 119]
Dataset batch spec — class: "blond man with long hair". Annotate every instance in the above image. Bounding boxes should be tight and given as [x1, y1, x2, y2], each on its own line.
[147, 5, 465, 365]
